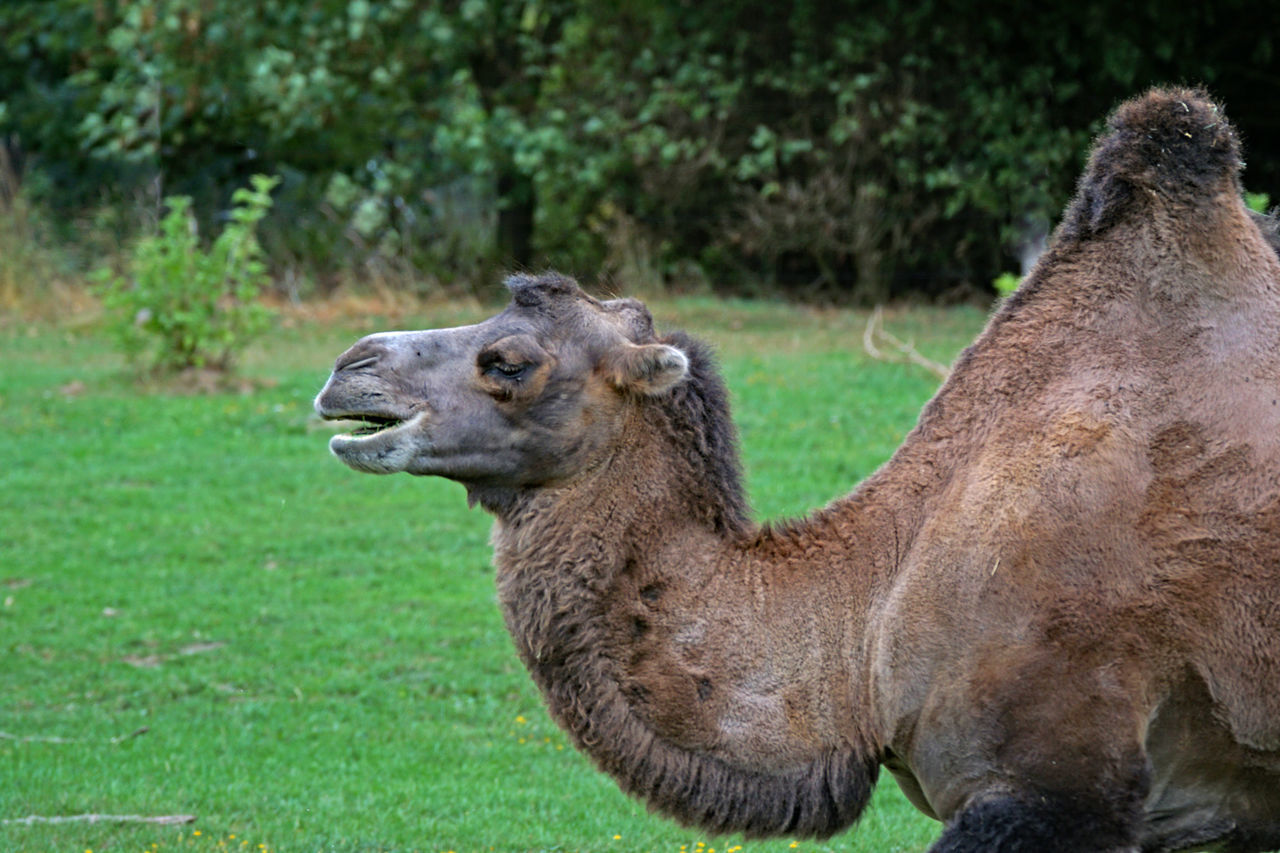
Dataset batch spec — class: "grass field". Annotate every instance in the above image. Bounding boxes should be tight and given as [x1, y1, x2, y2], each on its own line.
[0, 297, 989, 853]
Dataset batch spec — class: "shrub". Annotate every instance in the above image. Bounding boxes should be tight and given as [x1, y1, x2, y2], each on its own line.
[992, 272, 1021, 298]
[95, 175, 279, 374]
[0, 146, 77, 314]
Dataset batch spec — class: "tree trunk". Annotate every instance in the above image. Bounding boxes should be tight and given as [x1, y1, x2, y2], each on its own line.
[496, 169, 535, 268]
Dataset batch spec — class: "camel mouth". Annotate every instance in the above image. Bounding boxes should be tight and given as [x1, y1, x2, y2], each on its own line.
[325, 409, 421, 443]
[346, 414, 405, 437]
[323, 410, 430, 474]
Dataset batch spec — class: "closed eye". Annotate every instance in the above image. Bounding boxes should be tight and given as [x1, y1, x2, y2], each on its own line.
[484, 360, 530, 380]
[477, 334, 547, 385]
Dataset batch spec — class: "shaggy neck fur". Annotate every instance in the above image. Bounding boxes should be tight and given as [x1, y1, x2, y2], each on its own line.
[489, 337, 888, 838]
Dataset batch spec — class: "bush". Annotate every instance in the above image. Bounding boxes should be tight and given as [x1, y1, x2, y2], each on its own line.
[94, 175, 279, 374]
[0, 144, 83, 315]
[6, 2, 1278, 300]
[992, 272, 1021, 298]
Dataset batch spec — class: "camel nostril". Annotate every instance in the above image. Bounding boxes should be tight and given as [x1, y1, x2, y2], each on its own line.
[336, 354, 379, 372]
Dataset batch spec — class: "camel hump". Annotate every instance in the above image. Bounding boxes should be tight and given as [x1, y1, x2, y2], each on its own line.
[1060, 87, 1243, 241]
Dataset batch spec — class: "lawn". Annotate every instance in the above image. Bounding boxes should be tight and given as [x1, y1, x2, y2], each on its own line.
[0, 296, 988, 853]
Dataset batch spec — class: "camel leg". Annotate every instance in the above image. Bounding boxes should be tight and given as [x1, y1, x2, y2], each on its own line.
[927, 791, 1141, 853]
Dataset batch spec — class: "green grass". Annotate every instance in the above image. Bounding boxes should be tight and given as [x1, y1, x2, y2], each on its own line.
[0, 299, 989, 853]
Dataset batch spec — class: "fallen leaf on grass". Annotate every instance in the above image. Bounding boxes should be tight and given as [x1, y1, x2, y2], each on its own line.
[179, 641, 226, 656]
[123, 655, 164, 668]
[121, 642, 224, 668]
[1, 813, 194, 826]
[0, 726, 147, 744]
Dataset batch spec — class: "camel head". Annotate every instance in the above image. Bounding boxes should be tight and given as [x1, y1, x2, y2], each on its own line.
[315, 273, 690, 493]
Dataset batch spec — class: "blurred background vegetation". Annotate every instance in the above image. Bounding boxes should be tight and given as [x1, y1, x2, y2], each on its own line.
[2, 0, 1278, 307]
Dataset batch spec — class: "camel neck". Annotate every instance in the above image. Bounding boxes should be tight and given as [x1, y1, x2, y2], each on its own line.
[483, 383, 944, 835]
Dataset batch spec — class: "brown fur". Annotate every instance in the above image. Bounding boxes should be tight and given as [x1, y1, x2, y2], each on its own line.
[316, 88, 1280, 851]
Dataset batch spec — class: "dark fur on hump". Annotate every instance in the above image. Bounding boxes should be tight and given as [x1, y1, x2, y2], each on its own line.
[1058, 87, 1242, 244]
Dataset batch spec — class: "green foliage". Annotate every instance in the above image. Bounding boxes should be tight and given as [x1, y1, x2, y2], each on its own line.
[992, 272, 1022, 298]
[504, 0, 1280, 299]
[0, 302, 985, 851]
[2, 0, 1278, 299]
[94, 175, 279, 374]
[0, 148, 72, 312]
[1246, 191, 1272, 214]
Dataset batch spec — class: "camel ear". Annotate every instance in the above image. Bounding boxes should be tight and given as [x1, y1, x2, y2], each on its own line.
[603, 342, 690, 395]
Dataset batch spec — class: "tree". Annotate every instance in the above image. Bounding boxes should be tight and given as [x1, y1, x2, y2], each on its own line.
[443, 0, 575, 267]
[2, 0, 1277, 300]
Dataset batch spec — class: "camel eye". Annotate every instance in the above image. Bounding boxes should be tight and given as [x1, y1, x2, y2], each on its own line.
[478, 335, 547, 387]
[479, 350, 532, 381]
[487, 361, 529, 380]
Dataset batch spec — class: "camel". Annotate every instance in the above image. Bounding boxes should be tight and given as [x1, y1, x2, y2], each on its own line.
[315, 88, 1280, 851]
